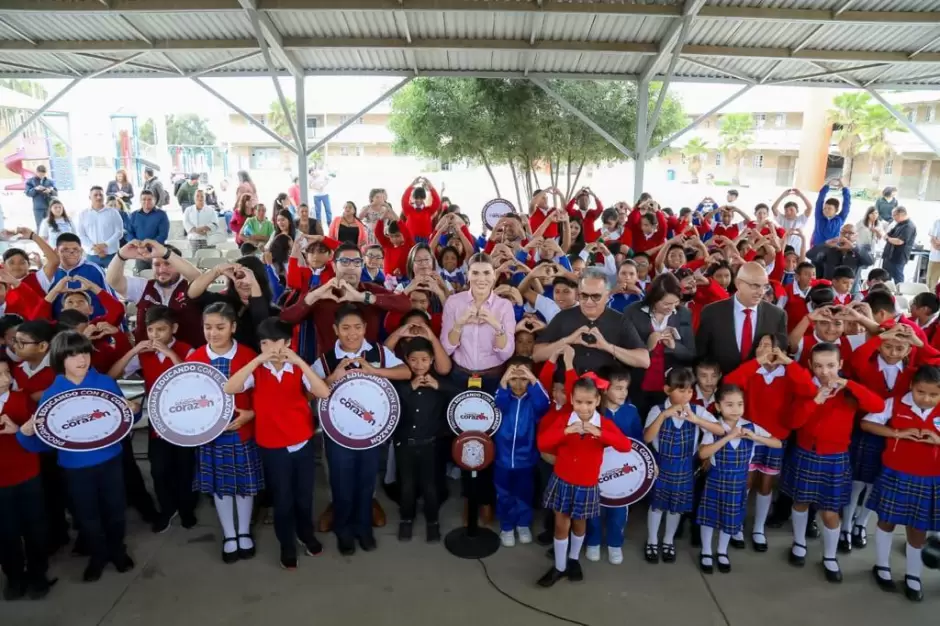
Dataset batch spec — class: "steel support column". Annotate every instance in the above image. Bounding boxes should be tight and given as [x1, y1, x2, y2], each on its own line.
[634, 79, 650, 199]
[247, 9, 301, 149]
[530, 77, 635, 160]
[295, 75, 309, 205]
[648, 84, 753, 158]
[0, 78, 81, 153]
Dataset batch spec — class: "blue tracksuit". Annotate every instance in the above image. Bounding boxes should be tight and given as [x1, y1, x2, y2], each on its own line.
[587, 402, 642, 549]
[811, 184, 851, 247]
[607, 292, 642, 313]
[493, 382, 550, 531]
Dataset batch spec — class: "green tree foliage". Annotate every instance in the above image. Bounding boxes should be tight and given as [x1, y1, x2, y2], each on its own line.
[139, 118, 156, 144]
[860, 105, 906, 190]
[268, 98, 297, 139]
[827, 92, 872, 184]
[165, 114, 216, 146]
[717, 113, 754, 185]
[681, 137, 709, 184]
[0, 79, 47, 100]
[389, 78, 684, 208]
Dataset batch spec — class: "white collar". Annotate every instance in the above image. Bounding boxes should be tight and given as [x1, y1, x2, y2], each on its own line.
[0, 390, 9, 409]
[900, 392, 935, 419]
[20, 353, 51, 378]
[262, 361, 295, 380]
[695, 385, 715, 406]
[566, 411, 601, 427]
[334, 340, 373, 359]
[921, 312, 939, 329]
[733, 296, 757, 315]
[155, 339, 177, 363]
[877, 356, 903, 374]
[206, 341, 238, 360]
[792, 282, 810, 298]
[758, 364, 786, 383]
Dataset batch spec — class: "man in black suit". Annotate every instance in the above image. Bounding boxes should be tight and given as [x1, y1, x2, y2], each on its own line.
[696, 262, 788, 375]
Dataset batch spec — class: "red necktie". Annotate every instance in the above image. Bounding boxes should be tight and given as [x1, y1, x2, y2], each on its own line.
[740, 308, 753, 358]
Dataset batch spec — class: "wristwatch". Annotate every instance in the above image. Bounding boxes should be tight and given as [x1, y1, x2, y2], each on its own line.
[161, 247, 172, 260]
[363, 291, 375, 305]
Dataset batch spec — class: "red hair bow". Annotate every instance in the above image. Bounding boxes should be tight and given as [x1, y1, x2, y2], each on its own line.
[811, 279, 832, 287]
[580, 372, 609, 391]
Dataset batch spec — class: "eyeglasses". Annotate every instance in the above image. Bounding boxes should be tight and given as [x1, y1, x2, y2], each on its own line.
[12, 339, 40, 348]
[366, 254, 384, 260]
[738, 278, 768, 291]
[580, 292, 606, 303]
[414, 258, 434, 266]
[336, 257, 363, 267]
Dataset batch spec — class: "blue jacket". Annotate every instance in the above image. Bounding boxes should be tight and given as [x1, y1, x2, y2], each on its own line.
[126, 208, 169, 243]
[811, 185, 851, 246]
[606, 402, 643, 441]
[17, 369, 128, 469]
[493, 382, 550, 469]
[47, 259, 117, 319]
[25, 176, 56, 213]
[607, 292, 642, 313]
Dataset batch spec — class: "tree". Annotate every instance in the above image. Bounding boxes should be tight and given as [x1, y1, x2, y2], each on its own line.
[859, 105, 906, 190]
[718, 113, 754, 185]
[827, 92, 871, 184]
[681, 137, 709, 184]
[139, 118, 156, 144]
[268, 98, 297, 139]
[165, 114, 216, 146]
[0, 79, 47, 100]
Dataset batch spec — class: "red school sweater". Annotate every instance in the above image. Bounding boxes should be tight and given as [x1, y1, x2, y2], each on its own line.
[787, 380, 885, 455]
[400, 185, 441, 242]
[848, 334, 940, 400]
[374, 219, 415, 278]
[723, 359, 817, 440]
[0, 390, 40, 488]
[878, 398, 940, 477]
[186, 343, 258, 442]
[565, 196, 604, 243]
[13, 359, 55, 408]
[538, 414, 632, 487]
[91, 331, 133, 376]
[251, 364, 315, 449]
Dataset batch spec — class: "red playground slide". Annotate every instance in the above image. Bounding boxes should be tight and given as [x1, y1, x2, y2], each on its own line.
[3, 149, 37, 191]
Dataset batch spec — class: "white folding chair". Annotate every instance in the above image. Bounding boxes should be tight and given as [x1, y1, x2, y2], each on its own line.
[194, 248, 222, 260]
[208, 282, 227, 293]
[138, 269, 154, 280]
[216, 241, 238, 251]
[225, 249, 242, 261]
[898, 282, 929, 297]
[198, 257, 226, 270]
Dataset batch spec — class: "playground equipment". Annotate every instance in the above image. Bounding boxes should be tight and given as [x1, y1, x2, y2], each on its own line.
[2, 135, 50, 191]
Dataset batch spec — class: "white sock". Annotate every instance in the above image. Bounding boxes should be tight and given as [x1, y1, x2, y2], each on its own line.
[663, 512, 681, 546]
[822, 526, 840, 571]
[791, 508, 808, 557]
[841, 481, 866, 532]
[554, 538, 568, 571]
[700, 525, 715, 556]
[906, 543, 923, 590]
[235, 495, 254, 549]
[384, 444, 396, 484]
[753, 493, 772, 537]
[875, 527, 892, 576]
[647, 508, 663, 545]
[214, 495, 237, 552]
[718, 531, 731, 555]
[569, 532, 585, 561]
[855, 487, 874, 527]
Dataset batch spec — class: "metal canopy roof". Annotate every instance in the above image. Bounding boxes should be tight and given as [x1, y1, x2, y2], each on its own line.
[1, 0, 940, 89]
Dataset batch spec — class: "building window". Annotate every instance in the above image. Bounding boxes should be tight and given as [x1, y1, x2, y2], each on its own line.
[355, 145, 364, 157]
[338, 115, 364, 125]
[928, 106, 936, 123]
[775, 113, 786, 128]
[755, 113, 766, 128]
[908, 109, 918, 123]
[715, 153, 722, 166]
[753, 154, 764, 168]
[703, 121, 711, 129]
[340, 146, 349, 156]
[884, 158, 894, 175]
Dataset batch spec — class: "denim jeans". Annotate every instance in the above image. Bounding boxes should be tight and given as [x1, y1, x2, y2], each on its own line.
[33, 208, 47, 230]
[87, 253, 114, 269]
[586, 506, 628, 548]
[882, 258, 906, 284]
[313, 194, 332, 224]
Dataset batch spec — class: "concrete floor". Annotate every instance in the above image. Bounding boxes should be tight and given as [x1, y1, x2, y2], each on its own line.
[3, 468, 938, 626]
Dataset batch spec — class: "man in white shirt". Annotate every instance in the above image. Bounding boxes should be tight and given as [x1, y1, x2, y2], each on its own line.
[310, 167, 332, 225]
[77, 185, 125, 268]
[183, 189, 220, 254]
[928, 217, 940, 290]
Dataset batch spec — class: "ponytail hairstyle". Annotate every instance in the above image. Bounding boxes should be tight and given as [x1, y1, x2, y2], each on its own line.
[664, 366, 696, 390]
[715, 383, 745, 404]
[202, 301, 237, 324]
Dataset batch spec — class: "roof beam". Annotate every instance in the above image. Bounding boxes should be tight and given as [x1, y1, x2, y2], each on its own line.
[73, 51, 178, 75]
[678, 57, 757, 84]
[640, 0, 706, 83]
[237, 0, 304, 78]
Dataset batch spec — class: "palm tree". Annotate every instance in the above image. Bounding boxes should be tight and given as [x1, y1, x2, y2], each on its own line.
[718, 113, 754, 185]
[682, 137, 709, 183]
[827, 92, 871, 185]
[859, 104, 906, 191]
[267, 98, 297, 139]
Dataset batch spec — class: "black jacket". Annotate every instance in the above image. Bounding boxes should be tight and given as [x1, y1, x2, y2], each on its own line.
[622, 301, 695, 389]
[806, 242, 874, 278]
[883, 220, 917, 264]
[696, 298, 788, 375]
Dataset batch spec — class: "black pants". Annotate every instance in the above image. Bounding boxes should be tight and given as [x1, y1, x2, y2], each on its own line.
[397, 441, 439, 524]
[65, 455, 126, 566]
[0, 477, 48, 583]
[40, 452, 69, 544]
[259, 442, 316, 558]
[537, 459, 554, 534]
[148, 436, 197, 520]
[122, 437, 158, 520]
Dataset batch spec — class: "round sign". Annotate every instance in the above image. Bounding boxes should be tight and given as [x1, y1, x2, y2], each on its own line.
[598, 439, 658, 508]
[35, 389, 134, 452]
[451, 431, 495, 471]
[447, 390, 502, 436]
[481, 198, 517, 230]
[316, 371, 400, 450]
[146, 362, 235, 447]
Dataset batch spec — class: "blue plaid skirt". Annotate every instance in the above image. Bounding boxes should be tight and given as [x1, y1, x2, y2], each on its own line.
[195, 432, 264, 497]
[868, 467, 940, 532]
[781, 446, 852, 512]
[750, 440, 787, 476]
[698, 468, 748, 535]
[543, 474, 600, 520]
[650, 466, 694, 514]
[850, 431, 884, 485]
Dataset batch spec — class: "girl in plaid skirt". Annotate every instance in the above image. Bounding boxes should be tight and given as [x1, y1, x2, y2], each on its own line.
[536, 375, 632, 588]
[861, 366, 940, 603]
[696, 385, 780, 574]
[186, 302, 263, 564]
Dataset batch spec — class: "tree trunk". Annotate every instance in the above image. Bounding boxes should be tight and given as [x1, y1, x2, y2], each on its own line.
[480, 151, 501, 197]
[570, 159, 585, 194]
[565, 153, 572, 200]
[509, 157, 523, 214]
[841, 155, 855, 186]
[550, 158, 559, 189]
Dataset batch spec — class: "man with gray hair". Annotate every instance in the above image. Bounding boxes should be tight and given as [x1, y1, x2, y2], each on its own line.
[533, 267, 650, 374]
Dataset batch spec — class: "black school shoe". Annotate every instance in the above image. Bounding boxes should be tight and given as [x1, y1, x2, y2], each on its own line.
[426, 522, 441, 543]
[566, 559, 583, 582]
[26, 576, 57, 600]
[280, 551, 298, 570]
[822, 558, 843, 584]
[359, 534, 377, 552]
[536, 529, 553, 546]
[851, 525, 868, 549]
[716, 554, 731, 574]
[644, 543, 660, 564]
[904, 576, 924, 602]
[83, 560, 106, 583]
[698, 553, 714, 574]
[751, 532, 768, 553]
[112, 552, 135, 573]
[788, 543, 806, 568]
[837, 531, 852, 554]
[302, 536, 323, 556]
[398, 521, 413, 542]
[872, 566, 897, 592]
[729, 536, 746, 550]
[237, 534, 256, 560]
[537, 566, 567, 588]
[337, 536, 356, 556]
[661, 543, 677, 563]
[180, 513, 198, 529]
[222, 538, 239, 564]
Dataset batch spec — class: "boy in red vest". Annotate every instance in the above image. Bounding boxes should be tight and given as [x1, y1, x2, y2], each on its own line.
[0, 360, 56, 600]
[862, 365, 940, 602]
[225, 318, 330, 569]
[780, 261, 816, 333]
[375, 205, 416, 280]
[400, 177, 441, 243]
[108, 306, 195, 533]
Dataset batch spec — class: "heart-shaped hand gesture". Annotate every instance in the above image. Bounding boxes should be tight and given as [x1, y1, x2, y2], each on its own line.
[0, 414, 18, 436]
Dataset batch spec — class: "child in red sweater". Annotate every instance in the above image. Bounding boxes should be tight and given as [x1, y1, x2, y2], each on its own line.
[375, 205, 415, 280]
[225, 318, 330, 570]
[0, 361, 55, 599]
[780, 342, 885, 583]
[400, 177, 440, 243]
[537, 374, 632, 587]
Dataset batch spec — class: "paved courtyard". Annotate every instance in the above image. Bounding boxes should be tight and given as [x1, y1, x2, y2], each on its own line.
[3, 457, 938, 626]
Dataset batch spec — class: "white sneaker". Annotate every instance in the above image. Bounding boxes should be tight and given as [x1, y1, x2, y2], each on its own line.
[608, 547, 624, 565]
[516, 527, 533, 544]
[500, 530, 516, 547]
[585, 545, 601, 562]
